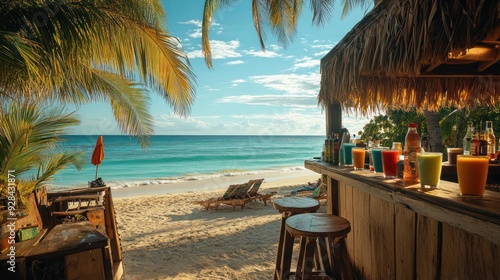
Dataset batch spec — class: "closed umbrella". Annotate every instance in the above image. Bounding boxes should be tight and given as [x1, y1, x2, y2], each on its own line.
[91, 135, 105, 179]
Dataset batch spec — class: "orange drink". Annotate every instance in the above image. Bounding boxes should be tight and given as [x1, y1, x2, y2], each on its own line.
[456, 155, 489, 197]
[417, 152, 442, 188]
[352, 147, 365, 170]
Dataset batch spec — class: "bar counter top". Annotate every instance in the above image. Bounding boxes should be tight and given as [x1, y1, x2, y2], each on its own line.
[305, 159, 500, 246]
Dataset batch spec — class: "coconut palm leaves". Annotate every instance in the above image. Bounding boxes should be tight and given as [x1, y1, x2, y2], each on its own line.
[0, 101, 85, 204]
[0, 0, 196, 147]
[201, 0, 373, 68]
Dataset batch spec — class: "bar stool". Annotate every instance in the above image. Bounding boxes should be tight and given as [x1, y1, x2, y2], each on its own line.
[285, 213, 352, 280]
[273, 197, 321, 280]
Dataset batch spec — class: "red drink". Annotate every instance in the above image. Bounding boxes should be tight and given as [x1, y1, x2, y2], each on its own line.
[382, 149, 400, 178]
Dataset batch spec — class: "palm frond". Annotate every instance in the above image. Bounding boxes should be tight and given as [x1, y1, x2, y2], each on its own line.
[34, 152, 85, 188]
[0, 101, 80, 176]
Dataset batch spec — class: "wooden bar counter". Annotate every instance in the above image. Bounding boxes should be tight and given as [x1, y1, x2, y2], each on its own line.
[305, 159, 500, 280]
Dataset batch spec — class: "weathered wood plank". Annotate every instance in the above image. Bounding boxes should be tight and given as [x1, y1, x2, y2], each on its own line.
[441, 223, 500, 279]
[395, 205, 415, 280]
[370, 195, 395, 279]
[415, 215, 438, 279]
[340, 181, 355, 268]
[304, 160, 500, 246]
[65, 248, 105, 280]
[353, 187, 372, 279]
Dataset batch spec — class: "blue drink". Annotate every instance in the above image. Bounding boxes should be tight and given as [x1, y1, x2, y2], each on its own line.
[343, 143, 356, 166]
[372, 148, 386, 173]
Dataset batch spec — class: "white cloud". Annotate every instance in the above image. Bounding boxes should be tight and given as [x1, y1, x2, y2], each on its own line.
[230, 79, 246, 87]
[154, 111, 325, 135]
[245, 49, 280, 58]
[227, 60, 244, 65]
[178, 19, 202, 27]
[186, 40, 242, 59]
[250, 73, 321, 95]
[217, 94, 318, 109]
[291, 56, 319, 70]
[178, 19, 222, 39]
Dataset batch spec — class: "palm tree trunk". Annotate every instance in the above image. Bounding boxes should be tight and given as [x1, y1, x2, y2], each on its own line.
[424, 110, 443, 154]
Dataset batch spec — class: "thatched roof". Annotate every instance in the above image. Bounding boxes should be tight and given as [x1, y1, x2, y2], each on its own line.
[319, 0, 500, 114]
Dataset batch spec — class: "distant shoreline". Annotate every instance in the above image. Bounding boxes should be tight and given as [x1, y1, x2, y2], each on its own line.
[111, 168, 319, 199]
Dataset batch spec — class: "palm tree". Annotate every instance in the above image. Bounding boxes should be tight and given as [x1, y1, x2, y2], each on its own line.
[0, 101, 85, 206]
[0, 0, 196, 148]
[201, 0, 374, 68]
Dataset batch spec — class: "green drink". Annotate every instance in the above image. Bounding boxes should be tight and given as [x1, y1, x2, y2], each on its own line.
[416, 152, 443, 188]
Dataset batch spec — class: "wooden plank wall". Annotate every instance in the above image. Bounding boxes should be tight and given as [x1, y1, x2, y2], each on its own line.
[337, 180, 500, 280]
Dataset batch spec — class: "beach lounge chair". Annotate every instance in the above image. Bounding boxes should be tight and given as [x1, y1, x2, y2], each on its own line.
[246, 179, 276, 206]
[289, 179, 327, 202]
[195, 183, 251, 210]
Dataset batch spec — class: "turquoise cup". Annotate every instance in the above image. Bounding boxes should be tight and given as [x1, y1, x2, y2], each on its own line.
[371, 148, 387, 173]
[343, 143, 356, 166]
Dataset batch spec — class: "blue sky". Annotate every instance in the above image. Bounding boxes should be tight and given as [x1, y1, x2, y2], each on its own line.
[71, 0, 372, 136]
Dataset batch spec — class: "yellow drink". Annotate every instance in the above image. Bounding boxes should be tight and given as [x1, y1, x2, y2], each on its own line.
[352, 148, 366, 170]
[456, 155, 489, 197]
[417, 153, 442, 188]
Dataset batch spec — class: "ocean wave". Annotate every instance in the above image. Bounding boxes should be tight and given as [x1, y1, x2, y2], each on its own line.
[46, 166, 307, 191]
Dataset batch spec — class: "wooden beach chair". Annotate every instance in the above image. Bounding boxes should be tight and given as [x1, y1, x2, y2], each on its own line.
[246, 179, 276, 206]
[195, 183, 250, 210]
[289, 180, 327, 202]
[195, 184, 240, 210]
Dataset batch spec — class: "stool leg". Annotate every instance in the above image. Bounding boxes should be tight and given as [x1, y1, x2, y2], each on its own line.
[280, 227, 295, 280]
[333, 237, 352, 280]
[274, 215, 286, 280]
[297, 237, 316, 280]
[295, 236, 307, 278]
[338, 237, 353, 280]
[318, 236, 332, 275]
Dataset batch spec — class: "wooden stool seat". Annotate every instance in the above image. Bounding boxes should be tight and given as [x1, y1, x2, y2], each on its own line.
[285, 213, 352, 280]
[273, 197, 320, 280]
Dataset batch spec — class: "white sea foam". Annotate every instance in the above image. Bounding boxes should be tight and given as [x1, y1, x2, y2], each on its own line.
[46, 166, 307, 191]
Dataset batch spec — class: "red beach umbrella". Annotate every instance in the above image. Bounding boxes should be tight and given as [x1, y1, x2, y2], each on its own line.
[91, 135, 105, 179]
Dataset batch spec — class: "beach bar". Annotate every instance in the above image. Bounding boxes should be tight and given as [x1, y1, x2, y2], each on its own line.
[307, 0, 500, 279]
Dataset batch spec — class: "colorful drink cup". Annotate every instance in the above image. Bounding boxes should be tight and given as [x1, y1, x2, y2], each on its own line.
[382, 149, 400, 178]
[447, 148, 463, 164]
[352, 147, 366, 170]
[343, 143, 356, 166]
[372, 148, 387, 173]
[456, 155, 489, 197]
[417, 152, 443, 189]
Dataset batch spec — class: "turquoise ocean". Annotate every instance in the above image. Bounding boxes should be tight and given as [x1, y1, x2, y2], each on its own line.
[48, 135, 324, 191]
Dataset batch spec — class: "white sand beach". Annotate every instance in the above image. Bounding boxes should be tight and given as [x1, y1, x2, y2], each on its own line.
[113, 169, 326, 279]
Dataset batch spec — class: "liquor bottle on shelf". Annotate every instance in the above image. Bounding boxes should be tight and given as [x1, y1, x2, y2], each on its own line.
[403, 123, 421, 181]
[484, 120, 496, 160]
[332, 133, 340, 165]
[471, 124, 479, 156]
[421, 132, 430, 152]
[479, 132, 488, 156]
[329, 133, 334, 163]
[463, 121, 473, 155]
[324, 136, 331, 163]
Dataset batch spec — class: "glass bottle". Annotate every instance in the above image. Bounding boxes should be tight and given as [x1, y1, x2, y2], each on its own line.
[403, 123, 421, 181]
[332, 133, 340, 165]
[463, 121, 473, 155]
[471, 124, 479, 156]
[421, 132, 430, 152]
[391, 142, 403, 156]
[479, 132, 488, 156]
[485, 121, 496, 160]
[329, 133, 334, 163]
[324, 136, 331, 163]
